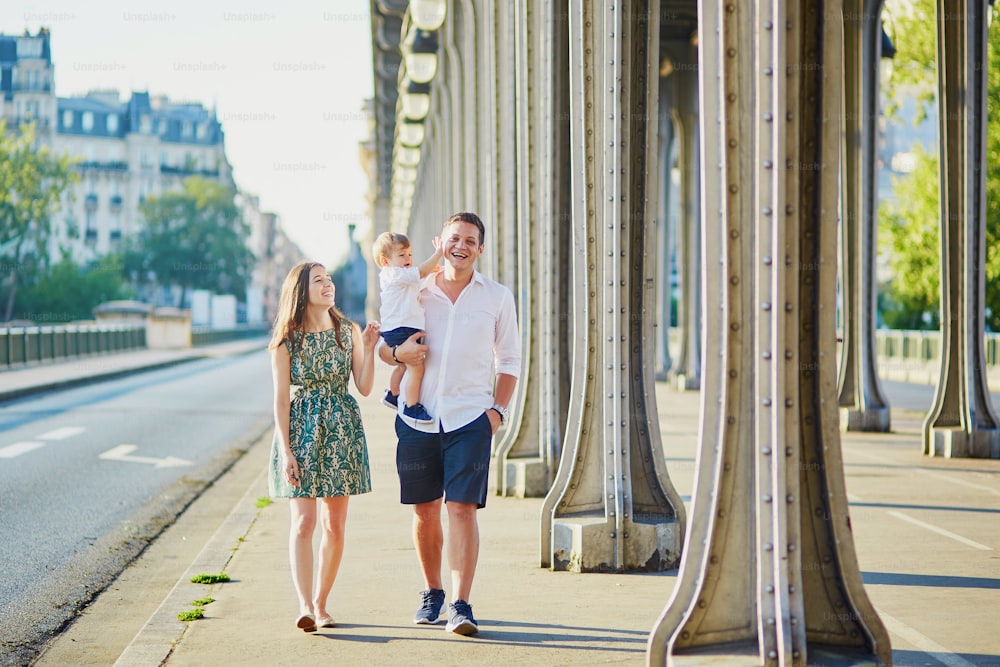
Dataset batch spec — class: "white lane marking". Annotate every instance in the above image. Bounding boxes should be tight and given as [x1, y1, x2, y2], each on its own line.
[879, 610, 979, 667]
[37, 426, 86, 441]
[0, 442, 46, 458]
[845, 446, 1000, 497]
[99, 444, 192, 468]
[887, 511, 992, 551]
[914, 468, 1000, 497]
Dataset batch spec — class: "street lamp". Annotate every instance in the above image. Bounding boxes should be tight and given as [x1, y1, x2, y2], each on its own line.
[395, 165, 418, 183]
[403, 28, 439, 84]
[399, 77, 431, 121]
[396, 146, 421, 167]
[397, 117, 425, 147]
[879, 21, 895, 82]
[409, 0, 446, 31]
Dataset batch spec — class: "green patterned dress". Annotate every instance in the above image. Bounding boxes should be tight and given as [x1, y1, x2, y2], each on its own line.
[268, 324, 372, 498]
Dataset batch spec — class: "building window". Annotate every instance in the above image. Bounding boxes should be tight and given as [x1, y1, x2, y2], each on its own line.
[196, 122, 207, 141]
[82, 111, 94, 132]
[140, 114, 152, 134]
[182, 121, 193, 140]
[106, 114, 119, 133]
[62, 109, 73, 128]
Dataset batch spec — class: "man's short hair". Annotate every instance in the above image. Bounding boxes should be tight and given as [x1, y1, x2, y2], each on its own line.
[371, 232, 410, 264]
[444, 212, 485, 246]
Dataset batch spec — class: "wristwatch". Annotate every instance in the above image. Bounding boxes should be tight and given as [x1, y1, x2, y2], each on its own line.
[489, 404, 509, 424]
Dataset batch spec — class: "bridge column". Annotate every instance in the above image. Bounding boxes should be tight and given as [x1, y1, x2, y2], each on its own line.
[666, 45, 702, 392]
[495, 0, 571, 497]
[540, 0, 685, 572]
[648, 1, 890, 664]
[923, 2, 1000, 459]
[655, 74, 676, 381]
[837, 1, 891, 432]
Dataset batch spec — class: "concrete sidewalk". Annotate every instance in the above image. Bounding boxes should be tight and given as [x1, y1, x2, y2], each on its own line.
[31, 362, 1000, 666]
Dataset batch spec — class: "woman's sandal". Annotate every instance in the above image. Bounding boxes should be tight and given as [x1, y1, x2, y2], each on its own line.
[316, 615, 336, 628]
[296, 614, 317, 633]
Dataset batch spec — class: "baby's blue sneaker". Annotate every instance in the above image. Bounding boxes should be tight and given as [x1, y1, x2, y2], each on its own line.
[382, 389, 399, 410]
[402, 402, 434, 425]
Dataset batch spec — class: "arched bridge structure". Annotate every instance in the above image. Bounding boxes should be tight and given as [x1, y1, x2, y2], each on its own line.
[364, 1, 997, 665]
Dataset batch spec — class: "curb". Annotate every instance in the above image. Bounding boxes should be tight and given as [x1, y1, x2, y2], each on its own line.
[113, 453, 269, 666]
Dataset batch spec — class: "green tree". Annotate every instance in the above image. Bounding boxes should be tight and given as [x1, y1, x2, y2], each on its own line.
[13, 252, 132, 323]
[0, 121, 78, 321]
[130, 177, 255, 307]
[878, 1, 1000, 330]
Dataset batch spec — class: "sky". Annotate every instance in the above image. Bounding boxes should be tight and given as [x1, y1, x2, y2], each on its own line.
[2, 0, 374, 268]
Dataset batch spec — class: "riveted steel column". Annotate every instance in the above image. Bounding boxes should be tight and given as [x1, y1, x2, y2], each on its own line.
[655, 74, 676, 381]
[666, 44, 702, 392]
[541, 0, 685, 573]
[923, 2, 1000, 459]
[494, 2, 518, 286]
[495, 0, 570, 498]
[649, 1, 891, 664]
[457, 1, 481, 210]
[837, 0, 890, 432]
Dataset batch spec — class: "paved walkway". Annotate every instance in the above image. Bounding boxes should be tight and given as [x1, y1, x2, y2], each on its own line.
[21, 355, 1000, 667]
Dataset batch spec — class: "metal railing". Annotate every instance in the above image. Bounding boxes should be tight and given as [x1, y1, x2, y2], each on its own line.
[0, 324, 146, 370]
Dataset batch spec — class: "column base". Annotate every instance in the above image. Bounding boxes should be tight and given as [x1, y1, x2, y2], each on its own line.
[552, 516, 681, 572]
[839, 406, 890, 433]
[626, 519, 681, 571]
[501, 458, 550, 498]
[667, 642, 881, 666]
[671, 373, 701, 391]
[927, 427, 1000, 458]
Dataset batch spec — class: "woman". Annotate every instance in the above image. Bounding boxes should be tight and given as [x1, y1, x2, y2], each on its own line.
[268, 261, 379, 632]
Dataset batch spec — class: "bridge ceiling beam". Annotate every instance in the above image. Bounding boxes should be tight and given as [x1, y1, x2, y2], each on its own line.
[648, 1, 891, 664]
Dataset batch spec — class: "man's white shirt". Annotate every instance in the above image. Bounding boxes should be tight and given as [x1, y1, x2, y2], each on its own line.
[397, 270, 520, 433]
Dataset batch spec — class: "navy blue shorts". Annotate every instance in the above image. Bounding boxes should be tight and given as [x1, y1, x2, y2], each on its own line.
[381, 326, 424, 347]
[395, 412, 492, 508]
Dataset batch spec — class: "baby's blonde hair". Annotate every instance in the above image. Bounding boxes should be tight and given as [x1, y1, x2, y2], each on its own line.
[371, 232, 410, 265]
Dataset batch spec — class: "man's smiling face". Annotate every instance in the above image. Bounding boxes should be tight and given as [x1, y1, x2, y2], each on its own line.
[441, 221, 483, 271]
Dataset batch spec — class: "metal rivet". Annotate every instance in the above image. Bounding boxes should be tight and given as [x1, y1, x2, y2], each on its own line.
[764, 66, 773, 76]
[765, 584, 774, 593]
[762, 301, 771, 311]
[763, 351, 772, 360]
[763, 447, 772, 455]
[763, 112, 773, 122]
[762, 398, 772, 407]
[763, 543, 773, 551]
[763, 255, 772, 265]
[763, 494, 772, 502]
[762, 206, 773, 216]
[763, 159, 773, 169]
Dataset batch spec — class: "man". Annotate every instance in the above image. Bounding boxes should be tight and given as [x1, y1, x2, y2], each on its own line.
[379, 211, 520, 635]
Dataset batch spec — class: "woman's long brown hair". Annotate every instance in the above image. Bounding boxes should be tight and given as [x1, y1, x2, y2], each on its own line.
[269, 261, 347, 353]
